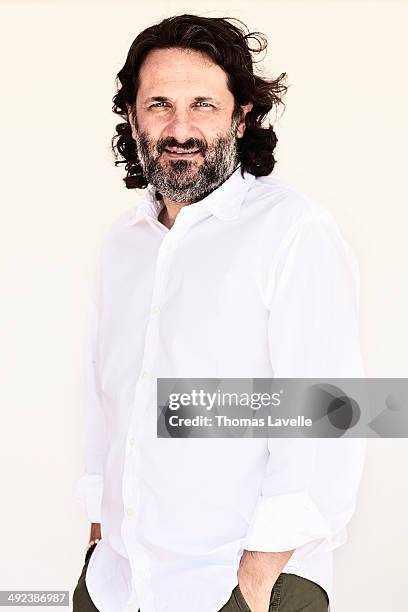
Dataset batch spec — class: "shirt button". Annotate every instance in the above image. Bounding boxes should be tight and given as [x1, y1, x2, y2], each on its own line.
[141, 371, 149, 380]
[152, 304, 160, 314]
[126, 507, 134, 516]
[129, 436, 135, 445]
[164, 243, 173, 252]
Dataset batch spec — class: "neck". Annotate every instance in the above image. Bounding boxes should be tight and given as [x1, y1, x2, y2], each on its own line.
[155, 164, 241, 230]
[158, 197, 188, 229]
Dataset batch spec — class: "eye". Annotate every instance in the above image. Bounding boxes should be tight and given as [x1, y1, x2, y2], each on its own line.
[194, 101, 213, 108]
[149, 101, 169, 108]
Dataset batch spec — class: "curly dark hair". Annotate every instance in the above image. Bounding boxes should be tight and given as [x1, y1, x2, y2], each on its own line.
[111, 14, 289, 189]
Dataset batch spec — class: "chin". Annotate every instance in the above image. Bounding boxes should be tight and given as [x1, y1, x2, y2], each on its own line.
[161, 160, 203, 174]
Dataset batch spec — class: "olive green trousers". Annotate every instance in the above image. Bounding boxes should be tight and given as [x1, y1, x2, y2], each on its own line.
[73, 544, 330, 612]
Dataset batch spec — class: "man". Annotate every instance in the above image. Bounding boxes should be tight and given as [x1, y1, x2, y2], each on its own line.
[74, 14, 366, 612]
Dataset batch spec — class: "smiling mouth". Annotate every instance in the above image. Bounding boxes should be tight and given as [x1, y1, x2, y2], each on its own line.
[163, 148, 201, 157]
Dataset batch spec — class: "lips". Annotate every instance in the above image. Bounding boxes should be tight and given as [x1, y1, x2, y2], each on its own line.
[163, 148, 200, 156]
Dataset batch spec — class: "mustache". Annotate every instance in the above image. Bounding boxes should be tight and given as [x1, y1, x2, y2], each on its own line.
[157, 137, 207, 154]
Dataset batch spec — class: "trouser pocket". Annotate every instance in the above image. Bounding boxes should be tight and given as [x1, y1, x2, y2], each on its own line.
[273, 573, 329, 612]
[218, 573, 328, 612]
[218, 579, 281, 612]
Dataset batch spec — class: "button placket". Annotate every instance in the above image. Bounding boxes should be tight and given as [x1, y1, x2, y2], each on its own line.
[121, 229, 180, 535]
[121, 217, 202, 612]
[131, 226, 187, 413]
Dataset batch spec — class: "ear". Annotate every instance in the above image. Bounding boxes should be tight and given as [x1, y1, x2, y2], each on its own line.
[126, 102, 137, 140]
[236, 101, 253, 139]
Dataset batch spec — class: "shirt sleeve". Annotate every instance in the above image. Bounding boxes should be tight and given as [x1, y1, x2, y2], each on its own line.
[74, 255, 108, 524]
[242, 211, 367, 554]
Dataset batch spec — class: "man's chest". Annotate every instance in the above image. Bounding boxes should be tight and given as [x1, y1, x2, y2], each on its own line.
[96, 218, 275, 401]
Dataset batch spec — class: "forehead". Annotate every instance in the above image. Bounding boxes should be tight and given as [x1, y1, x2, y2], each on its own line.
[137, 47, 231, 98]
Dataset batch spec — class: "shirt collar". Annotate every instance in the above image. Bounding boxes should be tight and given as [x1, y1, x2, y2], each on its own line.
[125, 165, 256, 226]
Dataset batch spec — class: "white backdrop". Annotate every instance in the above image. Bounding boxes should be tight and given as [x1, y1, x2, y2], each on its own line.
[0, 1, 407, 611]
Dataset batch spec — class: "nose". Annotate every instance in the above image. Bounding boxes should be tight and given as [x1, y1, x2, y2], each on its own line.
[164, 107, 199, 144]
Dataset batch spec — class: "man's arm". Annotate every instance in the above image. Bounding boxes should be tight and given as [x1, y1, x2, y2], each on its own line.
[238, 211, 367, 611]
[75, 255, 108, 535]
[238, 549, 294, 611]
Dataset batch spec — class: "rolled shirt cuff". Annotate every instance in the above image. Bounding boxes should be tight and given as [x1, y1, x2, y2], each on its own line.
[242, 490, 334, 552]
[75, 474, 103, 524]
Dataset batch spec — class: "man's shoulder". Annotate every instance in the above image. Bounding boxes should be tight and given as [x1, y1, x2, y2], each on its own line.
[109, 202, 142, 230]
[248, 173, 330, 222]
[99, 199, 145, 247]
[247, 173, 352, 258]
[249, 174, 357, 270]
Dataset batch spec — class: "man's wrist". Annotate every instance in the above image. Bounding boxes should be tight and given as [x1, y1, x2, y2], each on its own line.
[238, 563, 279, 590]
[238, 549, 295, 587]
[90, 522, 102, 541]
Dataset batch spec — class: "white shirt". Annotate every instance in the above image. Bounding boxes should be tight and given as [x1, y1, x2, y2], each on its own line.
[75, 165, 367, 612]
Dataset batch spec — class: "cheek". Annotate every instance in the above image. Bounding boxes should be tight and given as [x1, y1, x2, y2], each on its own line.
[198, 112, 232, 131]
[133, 108, 158, 139]
[139, 116, 160, 136]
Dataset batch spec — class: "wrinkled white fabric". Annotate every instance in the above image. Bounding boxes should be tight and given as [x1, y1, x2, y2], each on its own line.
[75, 166, 366, 612]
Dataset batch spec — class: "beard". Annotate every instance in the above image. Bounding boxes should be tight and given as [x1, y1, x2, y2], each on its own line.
[133, 113, 241, 203]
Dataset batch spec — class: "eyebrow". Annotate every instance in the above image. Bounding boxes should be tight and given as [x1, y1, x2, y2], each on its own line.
[144, 95, 221, 104]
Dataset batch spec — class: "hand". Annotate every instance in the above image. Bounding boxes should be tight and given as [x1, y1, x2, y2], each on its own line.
[90, 522, 101, 541]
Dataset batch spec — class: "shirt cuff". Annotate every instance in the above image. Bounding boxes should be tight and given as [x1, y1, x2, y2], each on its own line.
[241, 490, 333, 552]
[75, 474, 103, 524]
